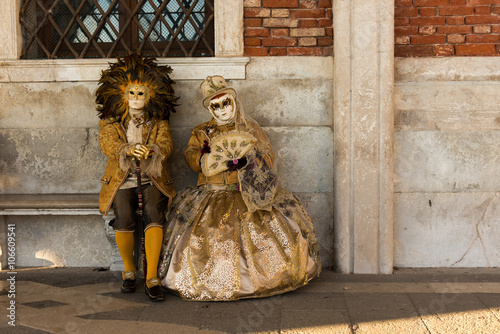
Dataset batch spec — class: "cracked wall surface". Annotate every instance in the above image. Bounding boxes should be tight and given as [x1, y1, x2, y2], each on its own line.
[394, 58, 500, 267]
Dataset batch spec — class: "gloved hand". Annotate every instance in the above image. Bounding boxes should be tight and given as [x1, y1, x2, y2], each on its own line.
[226, 157, 247, 172]
[126, 144, 152, 160]
[200, 140, 211, 155]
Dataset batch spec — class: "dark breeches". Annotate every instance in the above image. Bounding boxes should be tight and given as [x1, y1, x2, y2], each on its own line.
[111, 184, 167, 232]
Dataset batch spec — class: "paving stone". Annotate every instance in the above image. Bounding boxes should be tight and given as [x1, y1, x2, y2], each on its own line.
[1, 268, 499, 333]
[475, 293, 500, 322]
[344, 293, 429, 333]
[409, 293, 500, 333]
[281, 310, 351, 334]
[280, 292, 346, 311]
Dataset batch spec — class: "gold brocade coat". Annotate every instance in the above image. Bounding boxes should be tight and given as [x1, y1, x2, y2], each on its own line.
[184, 118, 275, 185]
[98, 116, 176, 215]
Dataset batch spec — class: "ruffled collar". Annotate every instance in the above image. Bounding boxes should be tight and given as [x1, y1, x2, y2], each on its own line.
[204, 118, 235, 137]
[129, 109, 149, 128]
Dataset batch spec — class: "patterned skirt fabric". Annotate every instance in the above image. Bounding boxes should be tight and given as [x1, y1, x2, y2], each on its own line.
[158, 185, 321, 301]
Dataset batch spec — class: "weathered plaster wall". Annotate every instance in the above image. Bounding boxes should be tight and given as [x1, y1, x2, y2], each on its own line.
[394, 57, 500, 268]
[5, 55, 499, 270]
[0, 57, 334, 268]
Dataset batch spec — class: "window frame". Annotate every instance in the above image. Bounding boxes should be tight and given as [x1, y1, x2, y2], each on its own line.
[0, 0, 248, 81]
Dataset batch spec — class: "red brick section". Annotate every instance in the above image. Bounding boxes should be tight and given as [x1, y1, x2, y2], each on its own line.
[244, 0, 333, 56]
[395, 0, 500, 56]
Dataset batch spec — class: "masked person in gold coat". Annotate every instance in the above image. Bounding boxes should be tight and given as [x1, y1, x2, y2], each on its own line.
[158, 76, 321, 301]
[96, 53, 177, 301]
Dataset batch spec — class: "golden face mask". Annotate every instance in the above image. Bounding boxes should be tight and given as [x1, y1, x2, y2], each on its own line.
[126, 84, 151, 111]
[126, 84, 150, 102]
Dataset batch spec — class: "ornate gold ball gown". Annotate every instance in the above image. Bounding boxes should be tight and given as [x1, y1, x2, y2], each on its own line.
[158, 106, 321, 301]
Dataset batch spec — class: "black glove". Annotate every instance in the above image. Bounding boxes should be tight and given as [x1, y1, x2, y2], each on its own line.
[226, 157, 247, 172]
[201, 140, 211, 155]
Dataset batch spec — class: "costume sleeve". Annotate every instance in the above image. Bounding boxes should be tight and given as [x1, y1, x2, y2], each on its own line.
[98, 119, 128, 162]
[142, 120, 173, 179]
[150, 120, 173, 160]
[252, 124, 275, 169]
[184, 128, 203, 173]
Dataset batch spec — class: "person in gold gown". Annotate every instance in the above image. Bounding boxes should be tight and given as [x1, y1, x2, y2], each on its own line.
[158, 76, 321, 300]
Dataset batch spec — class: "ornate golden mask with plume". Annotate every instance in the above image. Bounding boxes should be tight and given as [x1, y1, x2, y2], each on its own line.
[96, 52, 178, 122]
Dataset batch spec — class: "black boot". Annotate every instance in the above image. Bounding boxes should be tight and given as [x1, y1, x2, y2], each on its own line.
[121, 271, 136, 293]
[145, 278, 164, 301]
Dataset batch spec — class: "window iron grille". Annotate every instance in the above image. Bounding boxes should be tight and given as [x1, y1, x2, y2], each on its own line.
[19, 0, 215, 59]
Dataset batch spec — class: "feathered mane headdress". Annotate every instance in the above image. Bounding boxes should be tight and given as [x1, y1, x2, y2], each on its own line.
[96, 52, 178, 121]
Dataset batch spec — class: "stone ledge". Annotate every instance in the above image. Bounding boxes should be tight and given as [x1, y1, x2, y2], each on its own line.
[0, 194, 99, 210]
[0, 57, 250, 83]
[395, 56, 500, 82]
[0, 194, 99, 216]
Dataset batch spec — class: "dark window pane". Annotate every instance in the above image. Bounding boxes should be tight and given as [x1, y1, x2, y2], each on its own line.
[19, 0, 214, 59]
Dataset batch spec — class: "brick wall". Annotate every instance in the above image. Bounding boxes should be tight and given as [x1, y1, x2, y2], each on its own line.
[395, 0, 500, 57]
[243, 0, 333, 56]
[243, 1, 500, 57]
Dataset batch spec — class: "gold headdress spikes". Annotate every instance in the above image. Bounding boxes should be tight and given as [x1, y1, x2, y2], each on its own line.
[96, 52, 178, 121]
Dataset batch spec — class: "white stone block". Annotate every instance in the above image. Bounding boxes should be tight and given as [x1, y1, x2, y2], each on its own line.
[234, 78, 333, 127]
[13, 215, 111, 267]
[395, 131, 500, 193]
[246, 57, 333, 80]
[395, 192, 500, 268]
[0, 128, 105, 194]
[395, 57, 500, 82]
[0, 82, 98, 129]
[395, 82, 500, 131]
[267, 127, 334, 193]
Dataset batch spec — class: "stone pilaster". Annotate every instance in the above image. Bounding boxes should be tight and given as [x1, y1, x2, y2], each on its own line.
[214, 0, 244, 56]
[333, 0, 395, 274]
[0, 0, 21, 59]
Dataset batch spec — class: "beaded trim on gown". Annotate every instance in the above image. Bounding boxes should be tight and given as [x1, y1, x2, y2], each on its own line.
[158, 184, 321, 300]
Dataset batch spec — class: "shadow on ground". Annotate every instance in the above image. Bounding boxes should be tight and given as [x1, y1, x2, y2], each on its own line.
[1, 267, 499, 333]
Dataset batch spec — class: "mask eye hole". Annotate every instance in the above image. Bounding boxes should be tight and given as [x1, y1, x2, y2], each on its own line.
[211, 103, 220, 110]
[138, 92, 144, 96]
[222, 99, 230, 107]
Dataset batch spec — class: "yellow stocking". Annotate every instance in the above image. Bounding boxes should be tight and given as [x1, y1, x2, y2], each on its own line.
[145, 226, 163, 283]
[115, 231, 136, 273]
